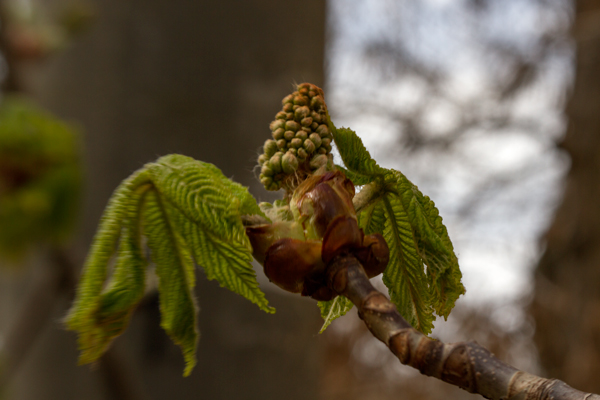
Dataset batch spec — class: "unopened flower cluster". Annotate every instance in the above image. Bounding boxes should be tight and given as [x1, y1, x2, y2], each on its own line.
[258, 83, 333, 192]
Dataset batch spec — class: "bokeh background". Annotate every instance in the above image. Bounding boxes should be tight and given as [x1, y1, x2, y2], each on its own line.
[0, 0, 598, 399]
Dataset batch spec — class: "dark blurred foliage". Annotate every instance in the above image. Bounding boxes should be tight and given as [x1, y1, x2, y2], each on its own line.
[0, 97, 81, 260]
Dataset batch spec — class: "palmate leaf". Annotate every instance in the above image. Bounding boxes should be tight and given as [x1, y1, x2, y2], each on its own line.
[66, 155, 272, 376]
[333, 127, 386, 181]
[147, 155, 274, 314]
[381, 192, 435, 333]
[143, 191, 198, 376]
[331, 125, 465, 334]
[65, 170, 151, 364]
[357, 199, 386, 236]
[383, 171, 464, 319]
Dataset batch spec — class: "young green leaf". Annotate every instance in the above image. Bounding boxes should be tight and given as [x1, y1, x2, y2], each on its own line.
[65, 170, 151, 363]
[143, 191, 198, 376]
[67, 155, 273, 376]
[332, 127, 385, 183]
[147, 155, 274, 314]
[331, 124, 464, 334]
[318, 296, 354, 333]
[357, 198, 386, 235]
[381, 193, 435, 333]
[383, 171, 464, 319]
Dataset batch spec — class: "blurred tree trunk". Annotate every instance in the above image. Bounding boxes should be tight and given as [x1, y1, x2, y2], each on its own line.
[531, 0, 600, 393]
[6, 1, 326, 399]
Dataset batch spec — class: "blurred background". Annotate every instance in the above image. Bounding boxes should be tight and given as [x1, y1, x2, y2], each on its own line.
[0, 0, 597, 399]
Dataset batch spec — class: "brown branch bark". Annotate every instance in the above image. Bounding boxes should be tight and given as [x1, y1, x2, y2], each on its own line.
[326, 254, 600, 400]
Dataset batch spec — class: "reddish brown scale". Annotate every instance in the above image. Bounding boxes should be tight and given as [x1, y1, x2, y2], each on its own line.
[354, 233, 389, 278]
[263, 238, 324, 294]
[246, 224, 276, 265]
[321, 216, 363, 264]
[302, 277, 336, 301]
[296, 170, 356, 237]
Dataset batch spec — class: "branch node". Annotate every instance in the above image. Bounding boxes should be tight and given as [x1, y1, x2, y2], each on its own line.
[441, 343, 476, 392]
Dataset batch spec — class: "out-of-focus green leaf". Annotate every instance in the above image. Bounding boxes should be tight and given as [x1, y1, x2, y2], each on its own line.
[318, 296, 354, 333]
[0, 97, 81, 258]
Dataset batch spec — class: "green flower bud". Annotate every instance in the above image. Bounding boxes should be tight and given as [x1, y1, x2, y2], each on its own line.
[269, 152, 283, 174]
[258, 154, 268, 165]
[261, 165, 274, 176]
[282, 94, 293, 104]
[297, 148, 308, 161]
[301, 127, 311, 133]
[293, 95, 308, 106]
[276, 111, 287, 120]
[308, 90, 316, 98]
[283, 103, 293, 112]
[309, 133, 322, 148]
[284, 130, 295, 141]
[288, 148, 297, 156]
[260, 175, 273, 186]
[303, 139, 316, 154]
[318, 147, 327, 154]
[311, 111, 322, 123]
[316, 124, 329, 137]
[282, 152, 299, 174]
[295, 130, 308, 141]
[294, 106, 310, 120]
[298, 87, 309, 96]
[309, 154, 328, 170]
[264, 139, 278, 157]
[273, 128, 285, 140]
[297, 83, 312, 91]
[321, 138, 331, 148]
[286, 112, 294, 120]
[293, 104, 300, 111]
[301, 117, 313, 127]
[310, 96, 324, 110]
[270, 120, 285, 132]
[290, 138, 302, 148]
[310, 122, 319, 130]
[277, 139, 286, 149]
[285, 120, 300, 132]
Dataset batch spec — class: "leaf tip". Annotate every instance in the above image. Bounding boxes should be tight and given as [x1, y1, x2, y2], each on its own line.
[182, 356, 197, 377]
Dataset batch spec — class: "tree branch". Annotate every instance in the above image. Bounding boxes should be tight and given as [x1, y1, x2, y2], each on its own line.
[326, 254, 600, 400]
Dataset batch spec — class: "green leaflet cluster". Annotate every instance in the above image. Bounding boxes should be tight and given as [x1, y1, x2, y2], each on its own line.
[65, 154, 274, 376]
[0, 97, 81, 259]
[321, 126, 465, 335]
